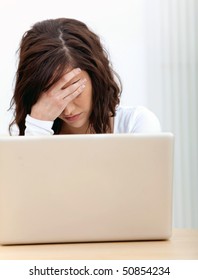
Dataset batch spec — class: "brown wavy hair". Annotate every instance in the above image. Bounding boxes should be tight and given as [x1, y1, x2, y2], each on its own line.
[9, 18, 122, 135]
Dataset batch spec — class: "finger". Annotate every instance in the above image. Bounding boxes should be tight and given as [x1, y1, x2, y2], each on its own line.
[59, 78, 87, 99]
[50, 68, 81, 93]
[63, 83, 86, 104]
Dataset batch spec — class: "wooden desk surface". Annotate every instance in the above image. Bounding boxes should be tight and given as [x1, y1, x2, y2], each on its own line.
[0, 229, 197, 260]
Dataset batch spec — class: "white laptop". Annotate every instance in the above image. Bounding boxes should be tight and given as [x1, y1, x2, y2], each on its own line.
[0, 133, 173, 245]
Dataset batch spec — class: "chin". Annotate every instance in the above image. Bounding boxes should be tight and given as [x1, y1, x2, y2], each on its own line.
[67, 120, 87, 129]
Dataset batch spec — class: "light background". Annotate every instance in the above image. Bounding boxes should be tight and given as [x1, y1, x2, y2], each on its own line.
[0, 0, 197, 228]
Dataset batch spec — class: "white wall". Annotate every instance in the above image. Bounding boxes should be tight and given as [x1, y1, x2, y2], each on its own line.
[143, 0, 198, 228]
[0, 0, 197, 228]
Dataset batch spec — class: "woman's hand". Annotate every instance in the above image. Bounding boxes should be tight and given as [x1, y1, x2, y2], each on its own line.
[30, 68, 87, 121]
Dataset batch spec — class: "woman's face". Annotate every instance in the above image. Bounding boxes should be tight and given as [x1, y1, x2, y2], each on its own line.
[58, 70, 93, 134]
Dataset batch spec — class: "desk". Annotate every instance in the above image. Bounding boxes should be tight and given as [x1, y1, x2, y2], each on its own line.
[0, 229, 197, 260]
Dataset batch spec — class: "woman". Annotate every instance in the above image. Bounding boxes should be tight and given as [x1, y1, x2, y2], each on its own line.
[9, 18, 161, 135]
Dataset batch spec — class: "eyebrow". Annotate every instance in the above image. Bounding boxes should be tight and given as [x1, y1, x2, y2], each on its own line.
[72, 78, 81, 85]
[62, 78, 81, 90]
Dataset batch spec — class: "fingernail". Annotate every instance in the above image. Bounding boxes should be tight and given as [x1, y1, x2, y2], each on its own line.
[76, 68, 81, 73]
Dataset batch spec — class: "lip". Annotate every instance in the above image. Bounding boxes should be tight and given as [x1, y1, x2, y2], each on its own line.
[64, 113, 82, 122]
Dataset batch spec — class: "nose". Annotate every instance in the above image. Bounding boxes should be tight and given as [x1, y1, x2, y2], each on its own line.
[63, 101, 75, 116]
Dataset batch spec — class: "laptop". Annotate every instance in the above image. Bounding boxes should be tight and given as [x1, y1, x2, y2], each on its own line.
[0, 133, 173, 245]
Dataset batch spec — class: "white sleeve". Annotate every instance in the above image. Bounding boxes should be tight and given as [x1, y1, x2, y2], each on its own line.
[131, 107, 161, 133]
[25, 115, 54, 136]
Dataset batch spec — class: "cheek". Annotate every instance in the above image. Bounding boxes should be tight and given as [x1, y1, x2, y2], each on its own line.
[76, 88, 92, 107]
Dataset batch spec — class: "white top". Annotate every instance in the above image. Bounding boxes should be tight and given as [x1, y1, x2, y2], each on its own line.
[24, 106, 161, 136]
